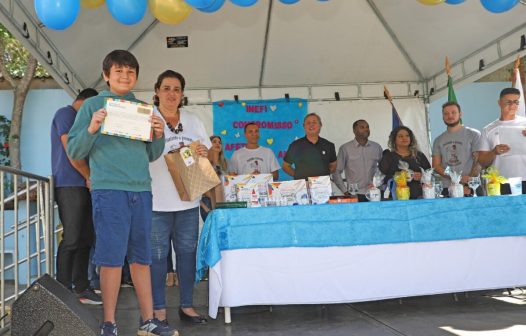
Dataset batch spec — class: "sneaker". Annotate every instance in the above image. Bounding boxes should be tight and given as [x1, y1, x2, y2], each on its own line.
[77, 288, 103, 305]
[137, 318, 179, 336]
[101, 321, 118, 336]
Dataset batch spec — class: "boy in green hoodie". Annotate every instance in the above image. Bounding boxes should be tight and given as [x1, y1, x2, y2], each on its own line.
[67, 50, 177, 336]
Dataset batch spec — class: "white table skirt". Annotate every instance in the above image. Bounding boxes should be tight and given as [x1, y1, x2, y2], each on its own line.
[208, 236, 526, 319]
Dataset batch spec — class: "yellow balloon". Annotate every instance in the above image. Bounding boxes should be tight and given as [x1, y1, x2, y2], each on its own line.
[148, 0, 193, 25]
[80, 0, 105, 9]
[416, 0, 444, 4]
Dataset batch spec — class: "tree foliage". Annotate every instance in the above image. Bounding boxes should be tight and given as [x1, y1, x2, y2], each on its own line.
[0, 24, 48, 78]
[0, 115, 10, 166]
[0, 23, 42, 170]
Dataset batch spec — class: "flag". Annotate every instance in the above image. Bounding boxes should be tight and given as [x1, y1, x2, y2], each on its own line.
[512, 56, 525, 117]
[391, 104, 402, 130]
[445, 56, 461, 124]
[384, 86, 403, 130]
[447, 75, 457, 103]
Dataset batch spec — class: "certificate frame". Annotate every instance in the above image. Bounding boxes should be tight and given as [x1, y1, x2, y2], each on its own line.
[101, 98, 153, 142]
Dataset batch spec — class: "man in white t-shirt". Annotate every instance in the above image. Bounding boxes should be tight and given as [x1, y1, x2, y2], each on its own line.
[478, 87, 526, 194]
[229, 123, 280, 180]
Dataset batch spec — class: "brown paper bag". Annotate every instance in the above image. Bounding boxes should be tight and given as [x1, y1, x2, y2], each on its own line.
[164, 141, 221, 202]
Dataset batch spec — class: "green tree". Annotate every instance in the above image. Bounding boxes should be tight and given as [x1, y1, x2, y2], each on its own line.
[0, 23, 48, 170]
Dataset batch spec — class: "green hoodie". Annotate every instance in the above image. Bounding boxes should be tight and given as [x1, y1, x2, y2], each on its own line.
[67, 90, 165, 192]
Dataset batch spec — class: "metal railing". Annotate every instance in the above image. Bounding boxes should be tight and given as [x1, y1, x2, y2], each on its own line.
[0, 166, 55, 330]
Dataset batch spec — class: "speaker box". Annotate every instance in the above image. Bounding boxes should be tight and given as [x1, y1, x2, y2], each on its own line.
[11, 274, 99, 336]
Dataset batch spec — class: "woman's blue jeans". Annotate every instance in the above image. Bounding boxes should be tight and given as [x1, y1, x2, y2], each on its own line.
[150, 207, 199, 309]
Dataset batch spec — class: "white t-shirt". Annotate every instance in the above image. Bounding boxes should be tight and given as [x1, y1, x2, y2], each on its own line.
[229, 146, 280, 175]
[149, 108, 212, 211]
[478, 115, 526, 180]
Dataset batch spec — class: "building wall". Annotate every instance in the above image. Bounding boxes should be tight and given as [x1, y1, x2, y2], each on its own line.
[0, 89, 71, 177]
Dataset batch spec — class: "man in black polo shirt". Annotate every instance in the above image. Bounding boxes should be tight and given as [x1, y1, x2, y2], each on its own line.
[283, 113, 337, 179]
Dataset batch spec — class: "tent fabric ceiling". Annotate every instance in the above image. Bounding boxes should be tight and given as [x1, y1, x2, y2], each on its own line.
[2, 0, 526, 97]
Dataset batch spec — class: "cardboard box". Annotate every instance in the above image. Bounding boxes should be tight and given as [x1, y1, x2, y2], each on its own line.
[223, 175, 252, 202]
[308, 175, 332, 204]
[268, 180, 309, 206]
[223, 174, 273, 202]
[236, 183, 261, 207]
[247, 174, 273, 198]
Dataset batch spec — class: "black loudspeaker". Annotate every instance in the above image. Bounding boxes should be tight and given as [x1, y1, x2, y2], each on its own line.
[11, 274, 99, 336]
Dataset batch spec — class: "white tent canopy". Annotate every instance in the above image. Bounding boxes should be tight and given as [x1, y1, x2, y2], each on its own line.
[2, 0, 526, 101]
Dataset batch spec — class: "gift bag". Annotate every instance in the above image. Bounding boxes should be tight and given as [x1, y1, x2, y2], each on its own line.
[164, 141, 221, 202]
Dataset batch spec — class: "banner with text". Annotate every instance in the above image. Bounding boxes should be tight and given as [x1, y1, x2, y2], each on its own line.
[213, 98, 308, 180]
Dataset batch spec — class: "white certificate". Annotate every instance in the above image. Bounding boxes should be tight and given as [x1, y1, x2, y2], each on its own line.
[101, 98, 153, 142]
[499, 126, 526, 155]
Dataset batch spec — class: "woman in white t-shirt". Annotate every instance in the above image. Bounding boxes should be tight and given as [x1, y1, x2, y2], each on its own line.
[148, 70, 210, 326]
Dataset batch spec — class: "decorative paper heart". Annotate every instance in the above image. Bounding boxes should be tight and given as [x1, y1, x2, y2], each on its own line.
[218, 102, 224, 107]
[266, 138, 274, 145]
[294, 119, 298, 124]
[270, 105, 277, 112]
[235, 132, 240, 138]
[220, 129, 227, 135]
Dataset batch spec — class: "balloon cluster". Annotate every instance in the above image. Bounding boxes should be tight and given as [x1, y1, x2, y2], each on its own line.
[35, 0, 327, 30]
[417, 0, 521, 14]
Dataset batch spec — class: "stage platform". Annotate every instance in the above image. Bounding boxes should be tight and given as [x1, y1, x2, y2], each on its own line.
[85, 282, 526, 336]
[3, 280, 526, 335]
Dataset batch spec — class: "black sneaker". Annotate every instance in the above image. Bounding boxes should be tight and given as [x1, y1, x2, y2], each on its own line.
[100, 321, 118, 336]
[77, 288, 102, 305]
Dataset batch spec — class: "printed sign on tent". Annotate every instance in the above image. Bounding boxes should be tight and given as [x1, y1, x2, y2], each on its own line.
[213, 98, 308, 180]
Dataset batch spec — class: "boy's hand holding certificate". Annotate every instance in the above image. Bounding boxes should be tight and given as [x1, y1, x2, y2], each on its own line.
[101, 98, 154, 142]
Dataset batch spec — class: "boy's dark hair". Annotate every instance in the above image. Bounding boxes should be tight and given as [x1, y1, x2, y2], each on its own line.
[244, 122, 258, 133]
[500, 87, 520, 98]
[75, 88, 98, 101]
[102, 50, 140, 78]
[441, 101, 461, 112]
[153, 70, 186, 107]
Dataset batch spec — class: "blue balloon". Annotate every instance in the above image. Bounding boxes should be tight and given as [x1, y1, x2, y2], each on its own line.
[279, 0, 300, 4]
[34, 0, 80, 30]
[106, 0, 147, 25]
[445, 0, 465, 4]
[230, 0, 258, 7]
[185, 0, 216, 8]
[197, 0, 225, 13]
[480, 0, 519, 13]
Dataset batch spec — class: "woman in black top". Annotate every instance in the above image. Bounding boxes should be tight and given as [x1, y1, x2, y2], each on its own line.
[379, 126, 431, 199]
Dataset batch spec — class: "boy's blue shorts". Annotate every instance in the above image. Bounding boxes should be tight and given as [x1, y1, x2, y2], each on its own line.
[91, 189, 152, 267]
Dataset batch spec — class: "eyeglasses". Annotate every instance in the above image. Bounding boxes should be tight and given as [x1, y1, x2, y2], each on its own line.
[502, 99, 521, 106]
[167, 122, 183, 134]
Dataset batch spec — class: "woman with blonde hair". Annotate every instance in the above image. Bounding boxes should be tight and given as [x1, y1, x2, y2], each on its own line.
[200, 135, 228, 221]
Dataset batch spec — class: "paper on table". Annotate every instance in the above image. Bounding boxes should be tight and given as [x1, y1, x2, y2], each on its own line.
[498, 126, 526, 155]
[101, 98, 153, 142]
